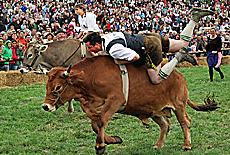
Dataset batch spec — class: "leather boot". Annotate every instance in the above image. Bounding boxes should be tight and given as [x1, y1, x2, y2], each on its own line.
[191, 7, 215, 22]
[175, 47, 198, 65]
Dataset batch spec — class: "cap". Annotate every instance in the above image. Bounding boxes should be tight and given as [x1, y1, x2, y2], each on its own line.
[44, 32, 54, 39]
[55, 29, 66, 35]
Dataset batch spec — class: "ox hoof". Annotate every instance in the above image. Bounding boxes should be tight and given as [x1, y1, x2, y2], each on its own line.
[67, 110, 74, 114]
[112, 136, 123, 144]
[152, 145, 164, 149]
[95, 146, 105, 155]
[182, 146, 192, 150]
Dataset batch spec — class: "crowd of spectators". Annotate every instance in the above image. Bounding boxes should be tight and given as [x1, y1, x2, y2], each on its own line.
[0, 0, 230, 71]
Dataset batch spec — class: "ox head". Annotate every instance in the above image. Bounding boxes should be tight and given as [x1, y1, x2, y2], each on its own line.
[22, 43, 48, 71]
[40, 65, 84, 112]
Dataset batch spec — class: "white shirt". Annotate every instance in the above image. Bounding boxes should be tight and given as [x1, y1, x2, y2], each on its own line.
[78, 12, 100, 33]
[102, 32, 137, 61]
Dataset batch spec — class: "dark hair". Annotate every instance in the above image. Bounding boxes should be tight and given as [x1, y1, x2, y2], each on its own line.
[83, 32, 102, 46]
[11, 39, 17, 43]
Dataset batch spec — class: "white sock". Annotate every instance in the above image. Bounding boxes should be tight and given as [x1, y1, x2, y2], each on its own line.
[159, 58, 178, 79]
[180, 20, 196, 42]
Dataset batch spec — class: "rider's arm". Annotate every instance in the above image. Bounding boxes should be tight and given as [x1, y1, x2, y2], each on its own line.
[78, 31, 84, 39]
[109, 44, 140, 64]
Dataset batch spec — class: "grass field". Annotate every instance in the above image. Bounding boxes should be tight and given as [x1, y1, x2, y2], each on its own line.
[0, 65, 230, 155]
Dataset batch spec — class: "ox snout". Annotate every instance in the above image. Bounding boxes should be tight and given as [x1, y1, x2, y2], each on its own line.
[42, 105, 49, 111]
[42, 103, 56, 112]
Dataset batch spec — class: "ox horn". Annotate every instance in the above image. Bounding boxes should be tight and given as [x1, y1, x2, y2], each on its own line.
[39, 64, 49, 75]
[63, 64, 72, 77]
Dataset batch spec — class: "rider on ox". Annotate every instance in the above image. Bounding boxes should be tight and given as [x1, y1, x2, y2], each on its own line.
[83, 8, 214, 84]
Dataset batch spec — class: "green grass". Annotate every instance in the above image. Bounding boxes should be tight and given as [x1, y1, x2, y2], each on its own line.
[0, 65, 230, 155]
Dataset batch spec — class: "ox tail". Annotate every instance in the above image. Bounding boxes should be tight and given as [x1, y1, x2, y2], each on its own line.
[187, 99, 220, 111]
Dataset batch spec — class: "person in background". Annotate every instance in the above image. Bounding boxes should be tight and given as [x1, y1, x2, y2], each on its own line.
[223, 35, 229, 56]
[1, 40, 12, 71]
[55, 29, 66, 41]
[0, 47, 4, 70]
[74, 3, 100, 42]
[15, 43, 25, 70]
[195, 35, 204, 57]
[16, 30, 27, 50]
[9, 39, 18, 70]
[25, 34, 32, 50]
[205, 27, 224, 82]
[0, 37, 5, 49]
[32, 32, 43, 44]
[66, 24, 75, 38]
[43, 32, 54, 43]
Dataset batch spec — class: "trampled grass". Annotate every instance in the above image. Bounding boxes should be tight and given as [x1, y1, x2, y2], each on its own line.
[0, 65, 230, 155]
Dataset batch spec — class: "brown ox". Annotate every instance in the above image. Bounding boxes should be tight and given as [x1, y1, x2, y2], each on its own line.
[21, 39, 92, 113]
[41, 55, 218, 155]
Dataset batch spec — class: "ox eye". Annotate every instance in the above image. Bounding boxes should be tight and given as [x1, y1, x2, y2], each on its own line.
[56, 85, 62, 91]
[28, 54, 33, 58]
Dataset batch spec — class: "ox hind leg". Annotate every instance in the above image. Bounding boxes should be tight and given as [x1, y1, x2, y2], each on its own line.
[67, 100, 74, 114]
[151, 116, 171, 149]
[174, 106, 192, 150]
[91, 120, 122, 145]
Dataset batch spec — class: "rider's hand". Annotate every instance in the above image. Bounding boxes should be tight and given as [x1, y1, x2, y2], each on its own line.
[79, 38, 83, 43]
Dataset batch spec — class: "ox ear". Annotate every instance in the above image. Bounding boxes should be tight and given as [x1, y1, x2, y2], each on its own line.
[69, 71, 84, 84]
[39, 45, 48, 53]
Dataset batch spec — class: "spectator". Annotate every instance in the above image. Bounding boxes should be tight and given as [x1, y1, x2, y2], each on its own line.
[16, 31, 27, 50]
[15, 43, 25, 70]
[31, 28, 37, 39]
[43, 32, 54, 43]
[223, 35, 230, 56]
[195, 35, 204, 57]
[9, 40, 18, 70]
[66, 24, 75, 38]
[205, 27, 224, 82]
[32, 32, 43, 44]
[55, 29, 66, 41]
[1, 40, 12, 71]
[74, 3, 100, 42]
[25, 34, 32, 49]
[0, 37, 5, 49]
[0, 47, 5, 71]
[21, 20, 27, 31]
[2, 32, 8, 46]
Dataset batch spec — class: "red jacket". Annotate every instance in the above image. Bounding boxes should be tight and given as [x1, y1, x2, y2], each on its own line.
[9, 46, 18, 64]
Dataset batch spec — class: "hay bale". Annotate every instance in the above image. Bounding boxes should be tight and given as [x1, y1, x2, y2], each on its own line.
[0, 70, 48, 88]
[177, 56, 230, 67]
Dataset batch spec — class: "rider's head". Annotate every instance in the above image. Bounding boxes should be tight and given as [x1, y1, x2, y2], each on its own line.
[83, 32, 102, 53]
[83, 32, 102, 46]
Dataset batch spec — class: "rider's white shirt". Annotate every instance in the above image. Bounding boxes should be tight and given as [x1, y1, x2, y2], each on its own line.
[78, 12, 100, 33]
[102, 32, 137, 61]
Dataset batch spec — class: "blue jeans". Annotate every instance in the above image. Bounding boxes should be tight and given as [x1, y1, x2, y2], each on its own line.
[9, 63, 17, 70]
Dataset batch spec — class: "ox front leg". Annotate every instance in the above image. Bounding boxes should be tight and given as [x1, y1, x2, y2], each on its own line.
[151, 116, 171, 149]
[91, 120, 122, 145]
[67, 100, 74, 114]
[174, 110, 192, 150]
[95, 95, 125, 155]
